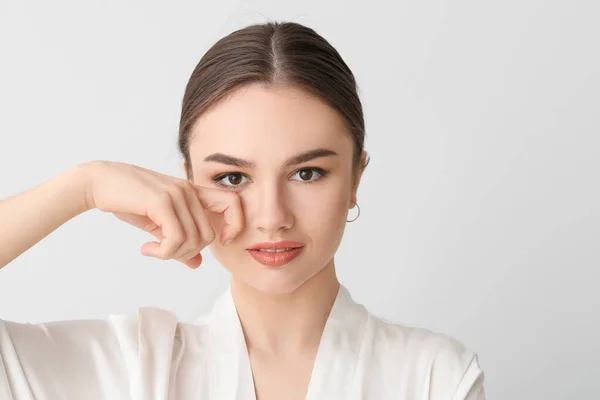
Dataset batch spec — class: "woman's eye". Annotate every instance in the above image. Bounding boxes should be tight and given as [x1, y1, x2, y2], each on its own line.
[215, 173, 249, 189]
[291, 168, 325, 182]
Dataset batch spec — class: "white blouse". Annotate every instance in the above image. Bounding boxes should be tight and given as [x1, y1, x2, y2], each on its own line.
[0, 285, 485, 399]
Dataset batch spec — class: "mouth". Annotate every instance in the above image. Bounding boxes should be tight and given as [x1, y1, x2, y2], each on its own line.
[246, 241, 305, 267]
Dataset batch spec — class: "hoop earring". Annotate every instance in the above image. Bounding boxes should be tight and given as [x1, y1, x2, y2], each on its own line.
[347, 202, 360, 223]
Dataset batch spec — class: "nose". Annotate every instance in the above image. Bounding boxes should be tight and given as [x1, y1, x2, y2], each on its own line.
[250, 181, 294, 235]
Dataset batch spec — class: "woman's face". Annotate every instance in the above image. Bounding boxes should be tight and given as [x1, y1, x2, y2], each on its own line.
[187, 83, 365, 294]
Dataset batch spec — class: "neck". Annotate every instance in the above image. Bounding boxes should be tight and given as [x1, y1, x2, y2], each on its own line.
[230, 260, 340, 357]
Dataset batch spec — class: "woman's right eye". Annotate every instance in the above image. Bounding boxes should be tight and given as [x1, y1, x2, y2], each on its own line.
[213, 173, 249, 189]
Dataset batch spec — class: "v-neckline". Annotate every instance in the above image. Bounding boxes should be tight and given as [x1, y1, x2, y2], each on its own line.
[207, 284, 369, 400]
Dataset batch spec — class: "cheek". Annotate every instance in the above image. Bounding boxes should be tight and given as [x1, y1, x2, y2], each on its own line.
[299, 191, 347, 226]
[293, 183, 350, 245]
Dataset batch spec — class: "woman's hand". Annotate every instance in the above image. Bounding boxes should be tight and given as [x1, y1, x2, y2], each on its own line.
[85, 161, 244, 269]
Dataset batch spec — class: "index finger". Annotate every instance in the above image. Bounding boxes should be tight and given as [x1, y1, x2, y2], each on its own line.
[194, 186, 244, 245]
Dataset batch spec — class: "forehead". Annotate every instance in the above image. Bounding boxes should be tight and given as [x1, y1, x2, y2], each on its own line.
[188, 84, 352, 161]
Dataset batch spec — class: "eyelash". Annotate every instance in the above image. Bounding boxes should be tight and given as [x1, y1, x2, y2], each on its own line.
[212, 167, 329, 190]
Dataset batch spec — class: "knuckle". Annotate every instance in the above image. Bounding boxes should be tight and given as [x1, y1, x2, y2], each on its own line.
[201, 227, 216, 245]
[170, 184, 186, 201]
[172, 230, 186, 245]
[186, 232, 201, 249]
[155, 192, 172, 208]
[191, 207, 208, 225]
[180, 179, 195, 192]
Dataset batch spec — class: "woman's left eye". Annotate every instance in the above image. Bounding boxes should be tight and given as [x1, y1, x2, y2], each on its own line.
[291, 168, 327, 182]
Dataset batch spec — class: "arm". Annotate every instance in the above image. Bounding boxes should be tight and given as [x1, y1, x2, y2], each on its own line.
[0, 158, 244, 270]
[0, 162, 93, 269]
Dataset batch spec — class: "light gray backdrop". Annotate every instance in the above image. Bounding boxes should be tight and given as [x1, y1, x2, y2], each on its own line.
[0, 1, 598, 399]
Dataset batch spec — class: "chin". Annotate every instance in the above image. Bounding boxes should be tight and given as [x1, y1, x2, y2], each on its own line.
[232, 265, 317, 295]
[250, 274, 311, 295]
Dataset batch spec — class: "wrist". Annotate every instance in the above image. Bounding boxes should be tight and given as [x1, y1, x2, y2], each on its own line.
[69, 161, 99, 213]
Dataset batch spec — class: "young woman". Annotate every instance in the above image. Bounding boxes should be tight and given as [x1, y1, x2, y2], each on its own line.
[0, 22, 485, 399]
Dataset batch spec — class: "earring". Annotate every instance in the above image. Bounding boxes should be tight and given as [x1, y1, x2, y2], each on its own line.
[347, 201, 360, 223]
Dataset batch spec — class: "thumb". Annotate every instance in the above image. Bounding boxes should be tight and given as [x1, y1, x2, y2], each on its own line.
[140, 241, 161, 257]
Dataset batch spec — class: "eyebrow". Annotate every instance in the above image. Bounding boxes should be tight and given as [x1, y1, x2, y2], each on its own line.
[203, 148, 338, 169]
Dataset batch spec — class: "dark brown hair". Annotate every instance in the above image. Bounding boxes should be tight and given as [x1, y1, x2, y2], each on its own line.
[178, 21, 369, 185]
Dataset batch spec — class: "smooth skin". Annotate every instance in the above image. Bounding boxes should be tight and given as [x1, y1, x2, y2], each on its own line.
[0, 83, 367, 400]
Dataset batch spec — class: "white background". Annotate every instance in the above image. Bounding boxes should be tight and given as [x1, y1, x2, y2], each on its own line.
[1, 1, 598, 398]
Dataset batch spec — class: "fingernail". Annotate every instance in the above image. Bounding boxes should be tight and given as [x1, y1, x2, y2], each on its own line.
[223, 238, 232, 246]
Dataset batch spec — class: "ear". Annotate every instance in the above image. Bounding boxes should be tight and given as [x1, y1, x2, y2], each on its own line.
[350, 150, 368, 207]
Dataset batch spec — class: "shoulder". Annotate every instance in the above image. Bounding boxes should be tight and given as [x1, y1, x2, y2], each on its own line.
[107, 306, 211, 356]
[0, 306, 196, 348]
[0, 307, 209, 399]
[367, 315, 485, 399]
[0, 311, 136, 398]
[1, 306, 211, 356]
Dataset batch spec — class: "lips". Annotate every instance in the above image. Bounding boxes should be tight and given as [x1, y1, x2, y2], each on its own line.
[247, 241, 305, 267]
[248, 247, 303, 267]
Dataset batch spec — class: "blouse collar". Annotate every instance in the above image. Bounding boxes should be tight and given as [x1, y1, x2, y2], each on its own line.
[207, 283, 369, 399]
